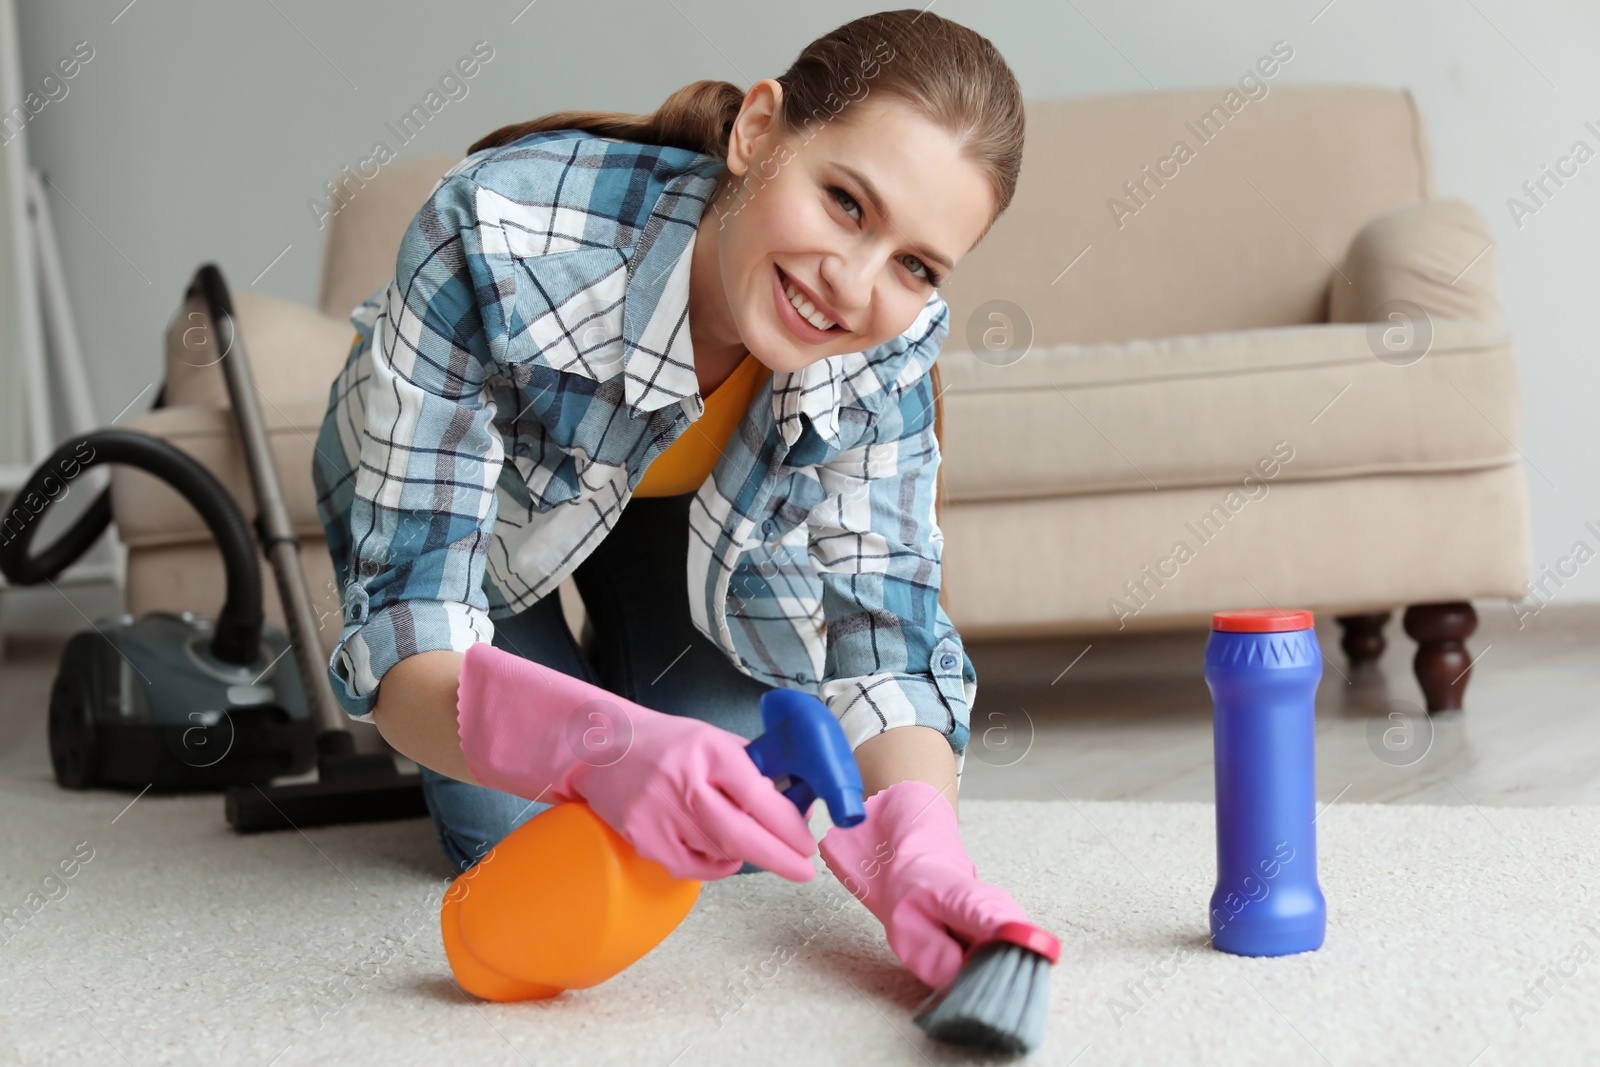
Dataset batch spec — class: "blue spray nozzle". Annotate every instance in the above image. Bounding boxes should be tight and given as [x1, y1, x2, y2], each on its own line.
[745, 688, 866, 828]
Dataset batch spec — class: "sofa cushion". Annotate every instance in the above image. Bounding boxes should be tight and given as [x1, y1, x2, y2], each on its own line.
[935, 319, 1520, 503]
[1329, 197, 1504, 327]
[940, 463, 1532, 636]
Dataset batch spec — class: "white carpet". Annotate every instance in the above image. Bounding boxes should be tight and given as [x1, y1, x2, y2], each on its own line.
[2, 762, 1597, 1066]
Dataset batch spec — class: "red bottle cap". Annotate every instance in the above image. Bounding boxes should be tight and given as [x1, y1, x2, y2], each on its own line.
[1211, 608, 1315, 633]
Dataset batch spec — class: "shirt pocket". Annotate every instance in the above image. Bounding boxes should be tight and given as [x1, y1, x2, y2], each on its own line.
[495, 245, 630, 385]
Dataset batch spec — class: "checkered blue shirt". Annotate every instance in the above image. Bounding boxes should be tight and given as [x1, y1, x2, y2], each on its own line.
[312, 130, 976, 767]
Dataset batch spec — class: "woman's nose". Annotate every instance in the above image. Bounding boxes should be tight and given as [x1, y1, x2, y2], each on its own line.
[819, 256, 874, 320]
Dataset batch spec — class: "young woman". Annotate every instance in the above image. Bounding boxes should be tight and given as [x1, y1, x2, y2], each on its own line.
[314, 9, 1037, 991]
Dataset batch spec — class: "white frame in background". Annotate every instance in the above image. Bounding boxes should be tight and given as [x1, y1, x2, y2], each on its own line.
[0, 0, 123, 654]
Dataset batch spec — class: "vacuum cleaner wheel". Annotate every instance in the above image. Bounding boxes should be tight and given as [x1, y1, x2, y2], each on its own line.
[48, 635, 104, 790]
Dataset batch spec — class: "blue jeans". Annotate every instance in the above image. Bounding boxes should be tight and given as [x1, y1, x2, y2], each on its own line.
[417, 491, 778, 876]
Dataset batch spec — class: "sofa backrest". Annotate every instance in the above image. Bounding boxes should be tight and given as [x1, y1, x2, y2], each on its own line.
[939, 85, 1432, 348]
[158, 154, 460, 411]
[314, 154, 459, 323]
[301, 88, 1431, 357]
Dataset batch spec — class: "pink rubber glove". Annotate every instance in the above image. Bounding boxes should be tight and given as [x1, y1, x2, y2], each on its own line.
[818, 778, 1031, 988]
[454, 642, 816, 883]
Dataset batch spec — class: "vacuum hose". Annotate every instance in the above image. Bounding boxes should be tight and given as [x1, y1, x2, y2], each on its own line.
[0, 425, 265, 667]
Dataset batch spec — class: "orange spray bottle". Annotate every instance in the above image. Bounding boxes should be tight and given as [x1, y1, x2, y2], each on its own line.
[440, 687, 866, 1001]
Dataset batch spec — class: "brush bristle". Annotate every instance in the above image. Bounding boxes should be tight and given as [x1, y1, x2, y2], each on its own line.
[912, 941, 1052, 1055]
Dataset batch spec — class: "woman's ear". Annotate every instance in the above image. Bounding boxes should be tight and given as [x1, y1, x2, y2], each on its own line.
[725, 78, 786, 181]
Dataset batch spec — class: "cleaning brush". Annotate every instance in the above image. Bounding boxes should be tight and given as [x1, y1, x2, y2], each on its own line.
[911, 920, 1061, 1055]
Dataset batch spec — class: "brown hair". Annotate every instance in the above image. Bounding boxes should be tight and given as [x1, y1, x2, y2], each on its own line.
[469, 10, 1025, 615]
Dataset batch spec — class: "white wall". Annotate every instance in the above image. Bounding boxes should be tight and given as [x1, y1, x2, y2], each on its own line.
[14, 0, 1600, 603]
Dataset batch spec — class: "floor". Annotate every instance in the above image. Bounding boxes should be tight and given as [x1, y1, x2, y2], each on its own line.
[8, 775, 1597, 1065]
[3, 597, 1595, 810]
[957, 600, 1600, 808]
[2, 600, 1596, 1066]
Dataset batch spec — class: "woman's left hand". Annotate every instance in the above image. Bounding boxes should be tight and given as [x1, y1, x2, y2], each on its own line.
[817, 778, 1031, 988]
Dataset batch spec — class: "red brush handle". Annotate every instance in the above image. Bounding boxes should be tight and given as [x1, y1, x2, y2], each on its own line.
[966, 921, 1061, 966]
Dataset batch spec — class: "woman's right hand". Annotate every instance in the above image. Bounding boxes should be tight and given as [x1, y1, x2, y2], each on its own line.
[567, 703, 818, 882]
[455, 642, 817, 882]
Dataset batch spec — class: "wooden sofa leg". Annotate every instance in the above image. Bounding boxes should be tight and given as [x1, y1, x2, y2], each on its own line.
[1335, 611, 1391, 668]
[1402, 602, 1478, 712]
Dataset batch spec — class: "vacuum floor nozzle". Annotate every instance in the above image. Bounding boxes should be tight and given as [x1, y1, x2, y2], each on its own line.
[225, 730, 429, 833]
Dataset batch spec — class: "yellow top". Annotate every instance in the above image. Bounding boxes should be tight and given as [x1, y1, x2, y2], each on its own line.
[634, 351, 772, 497]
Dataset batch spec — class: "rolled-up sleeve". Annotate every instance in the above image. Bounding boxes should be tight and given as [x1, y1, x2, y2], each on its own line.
[324, 172, 506, 723]
[807, 309, 976, 761]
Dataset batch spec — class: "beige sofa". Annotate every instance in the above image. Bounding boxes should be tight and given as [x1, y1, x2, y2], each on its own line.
[932, 86, 1529, 711]
[111, 85, 1530, 714]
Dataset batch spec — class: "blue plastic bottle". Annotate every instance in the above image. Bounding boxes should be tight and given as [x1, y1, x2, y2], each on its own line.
[1205, 608, 1326, 956]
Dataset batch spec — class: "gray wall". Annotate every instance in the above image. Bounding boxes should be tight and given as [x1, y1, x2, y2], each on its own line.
[14, 0, 1600, 604]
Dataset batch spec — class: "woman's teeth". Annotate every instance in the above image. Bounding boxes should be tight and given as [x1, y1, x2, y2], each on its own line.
[783, 278, 836, 331]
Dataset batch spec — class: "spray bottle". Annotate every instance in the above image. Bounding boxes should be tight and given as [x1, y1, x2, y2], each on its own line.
[440, 687, 865, 1000]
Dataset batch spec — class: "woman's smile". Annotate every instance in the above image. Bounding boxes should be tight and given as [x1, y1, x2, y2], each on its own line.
[773, 264, 847, 344]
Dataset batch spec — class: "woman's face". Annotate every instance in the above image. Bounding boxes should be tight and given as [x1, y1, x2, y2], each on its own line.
[691, 79, 996, 376]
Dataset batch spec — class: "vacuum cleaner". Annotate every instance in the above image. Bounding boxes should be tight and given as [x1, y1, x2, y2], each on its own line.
[0, 262, 426, 832]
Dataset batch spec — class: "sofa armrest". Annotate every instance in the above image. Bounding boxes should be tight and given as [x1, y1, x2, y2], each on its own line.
[1328, 198, 1503, 327]
[162, 288, 358, 411]
[111, 399, 330, 545]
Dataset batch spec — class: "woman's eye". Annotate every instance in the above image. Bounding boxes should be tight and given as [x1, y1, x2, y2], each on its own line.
[898, 254, 930, 282]
[899, 254, 944, 288]
[830, 184, 943, 287]
[829, 185, 862, 221]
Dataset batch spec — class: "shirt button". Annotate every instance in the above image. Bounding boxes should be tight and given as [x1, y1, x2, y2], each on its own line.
[939, 653, 957, 670]
[762, 519, 777, 536]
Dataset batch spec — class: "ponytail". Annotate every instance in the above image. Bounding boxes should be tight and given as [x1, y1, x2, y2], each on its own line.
[467, 79, 745, 158]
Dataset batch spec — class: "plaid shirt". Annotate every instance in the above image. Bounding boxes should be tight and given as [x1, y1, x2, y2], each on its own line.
[312, 130, 976, 768]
